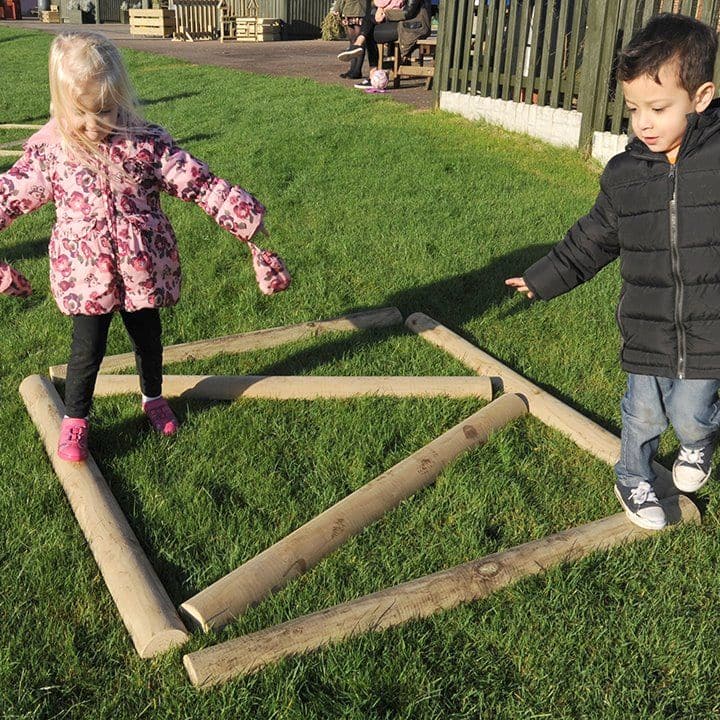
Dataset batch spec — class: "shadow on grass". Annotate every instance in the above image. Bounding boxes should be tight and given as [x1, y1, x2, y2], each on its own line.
[249, 242, 622, 431]
[3, 236, 49, 261]
[139, 91, 202, 106]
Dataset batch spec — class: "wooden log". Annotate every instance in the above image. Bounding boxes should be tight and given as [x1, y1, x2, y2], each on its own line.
[406, 313, 675, 497]
[91, 374, 493, 401]
[19, 375, 189, 658]
[179, 393, 528, 632]
[183, 492, 699, 687]
[49, 307, 404, 380]
[0, 124, 43, 129]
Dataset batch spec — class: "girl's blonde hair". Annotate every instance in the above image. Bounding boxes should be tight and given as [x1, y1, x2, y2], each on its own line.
[49, 32, 146, 172]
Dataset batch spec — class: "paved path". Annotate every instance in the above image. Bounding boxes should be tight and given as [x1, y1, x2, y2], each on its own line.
[6, 19, 434, 111]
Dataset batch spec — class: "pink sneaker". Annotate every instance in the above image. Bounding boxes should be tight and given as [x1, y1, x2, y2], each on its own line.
[57, 417, 89, 462]
[142, 397, 179, 436]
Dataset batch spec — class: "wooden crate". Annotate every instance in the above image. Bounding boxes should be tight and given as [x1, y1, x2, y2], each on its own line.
[129, 8, 175, 37]
[40, 9, 61, 22]
[236, 17, 282, 42]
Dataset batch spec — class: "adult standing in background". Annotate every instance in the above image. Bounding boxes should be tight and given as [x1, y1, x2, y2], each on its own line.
[331, 0, 372, 80]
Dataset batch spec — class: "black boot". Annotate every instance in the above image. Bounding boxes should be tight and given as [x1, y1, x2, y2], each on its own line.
[347, 48, 365, 79]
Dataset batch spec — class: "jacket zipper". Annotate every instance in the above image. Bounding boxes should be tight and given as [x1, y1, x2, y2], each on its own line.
[668, 164, 685, 378]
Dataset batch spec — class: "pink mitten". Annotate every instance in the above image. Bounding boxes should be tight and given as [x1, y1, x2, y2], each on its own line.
[0, 262, 32, 298]
[249, 242, 291, 295]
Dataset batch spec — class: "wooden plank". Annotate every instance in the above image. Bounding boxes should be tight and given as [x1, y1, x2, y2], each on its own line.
[490, 0, 507, 97]
[577, 0, 613, 149]
[479, 0, 499, 96]
[523, 1, 543, 104]
[549, 0, 571, 107]
[435, 0, 457, 99]
[19, 375, 189, 658]
[469, 0, 487, 95]
[562, 0, 584, 109]
[450, 0, 469, 92]
[641, 0, 656, 26]
[459, 0, 477, 93]
[91, 374, 494, 400]
[501, 0, 521, 101]
[183, 493, 699, 686]
[405, 312, 677, 498]
[511, 0, 531, 102]
[49, 308, 403, 381]
[536, 0, 556, 106]
[179, 394, 528, 632]
[610, 0, 640, 135]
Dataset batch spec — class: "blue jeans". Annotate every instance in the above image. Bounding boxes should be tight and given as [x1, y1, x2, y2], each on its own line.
[615, 373, 720, 488]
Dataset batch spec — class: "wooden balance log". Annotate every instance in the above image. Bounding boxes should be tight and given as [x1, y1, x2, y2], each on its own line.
[183, 492, 699, 687]
[179, 393, 529, 632]
[19, 375, 189, 658]
[49, 307, 404, 380]
[405, 312, 676, 498]
[91, 374, 493, 401]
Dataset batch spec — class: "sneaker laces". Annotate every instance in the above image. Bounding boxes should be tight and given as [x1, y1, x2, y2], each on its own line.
[64, 425, 87, 445]
[629, 481, 658, 506]
[678, 447, 705, 465]
[146, 404, 173, 424]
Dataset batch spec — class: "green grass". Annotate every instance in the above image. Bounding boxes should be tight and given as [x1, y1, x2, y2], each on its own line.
[2, 26, 720, 719]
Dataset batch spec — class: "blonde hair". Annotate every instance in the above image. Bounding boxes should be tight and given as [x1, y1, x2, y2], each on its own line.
[49, 32, 146, 173]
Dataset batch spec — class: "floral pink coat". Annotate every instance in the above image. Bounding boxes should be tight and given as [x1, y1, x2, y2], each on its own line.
[0, 119, 265, 315]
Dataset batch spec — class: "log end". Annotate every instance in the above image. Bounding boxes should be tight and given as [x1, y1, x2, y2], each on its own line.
[138, 627, 191, 659]
[404, 312, 434, 333]
[183, 652, 205, 687]
[178, 601, 211, 633]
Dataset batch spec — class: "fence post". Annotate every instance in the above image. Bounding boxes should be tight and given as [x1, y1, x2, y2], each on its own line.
[433, 0, 453, 108]
[577, 0, 621, 153]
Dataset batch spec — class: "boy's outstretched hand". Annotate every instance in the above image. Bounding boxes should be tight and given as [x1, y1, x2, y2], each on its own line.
[505, 277, 534, 299]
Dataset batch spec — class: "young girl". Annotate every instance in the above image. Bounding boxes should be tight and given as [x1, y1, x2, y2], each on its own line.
[0, 32, 290, 462]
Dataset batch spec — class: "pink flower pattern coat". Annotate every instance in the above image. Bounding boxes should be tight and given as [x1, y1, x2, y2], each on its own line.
[0, 119, 265, 315]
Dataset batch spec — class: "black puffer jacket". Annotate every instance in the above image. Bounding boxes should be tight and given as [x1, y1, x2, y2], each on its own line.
[524, 100, 720, 380]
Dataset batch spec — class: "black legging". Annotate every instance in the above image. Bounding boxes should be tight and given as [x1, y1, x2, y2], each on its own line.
[363, 19, 399, 68]
[64, 308, 163, 418]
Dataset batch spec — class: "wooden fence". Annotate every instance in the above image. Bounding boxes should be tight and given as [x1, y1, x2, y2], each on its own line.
[173, 0, 219, 40]
[434, 0, 720, 148]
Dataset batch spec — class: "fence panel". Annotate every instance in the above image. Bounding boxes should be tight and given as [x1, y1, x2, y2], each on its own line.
[435, 0, 720, 146]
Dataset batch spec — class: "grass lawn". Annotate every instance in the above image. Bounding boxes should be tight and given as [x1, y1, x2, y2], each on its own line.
[2, 26, 720, 720]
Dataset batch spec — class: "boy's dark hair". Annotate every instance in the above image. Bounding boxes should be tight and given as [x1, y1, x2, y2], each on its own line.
[617, 13, 718, 95]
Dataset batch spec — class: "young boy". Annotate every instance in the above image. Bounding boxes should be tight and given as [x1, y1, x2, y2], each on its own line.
[506, 13, 720, 530]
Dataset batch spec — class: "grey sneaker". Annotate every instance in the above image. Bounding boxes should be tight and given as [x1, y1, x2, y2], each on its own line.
[673, 445, 713, 493]
[614, 480, 667, 530]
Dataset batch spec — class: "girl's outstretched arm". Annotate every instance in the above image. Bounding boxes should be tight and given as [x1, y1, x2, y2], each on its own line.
[0, 139, 53, 297]
[155, 130, 265, 243]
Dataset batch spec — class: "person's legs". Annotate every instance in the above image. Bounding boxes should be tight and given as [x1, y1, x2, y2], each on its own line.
[120, 308, 163, 399]
[341, 24, 365, 77]
[59, 313, 114, 461]
[120, 308, 178, 435]
[338, 9, 373, 59]
[65, 313, 114, 418]
[666, 378, 720, 491]
[614, 373, 668, 529]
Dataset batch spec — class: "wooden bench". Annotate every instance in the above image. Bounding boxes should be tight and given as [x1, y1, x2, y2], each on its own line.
[380, 36, 436, 90]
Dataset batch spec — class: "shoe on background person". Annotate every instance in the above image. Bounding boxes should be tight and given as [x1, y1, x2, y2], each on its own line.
[338, 44, 364, 61]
